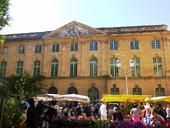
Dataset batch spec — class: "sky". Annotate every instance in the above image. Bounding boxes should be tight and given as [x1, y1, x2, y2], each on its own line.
[2, 0, 170, 34]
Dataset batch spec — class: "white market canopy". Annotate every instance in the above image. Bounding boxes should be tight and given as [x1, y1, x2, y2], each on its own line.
[34, 94, 90, 103]
[54, 94, 90, 103]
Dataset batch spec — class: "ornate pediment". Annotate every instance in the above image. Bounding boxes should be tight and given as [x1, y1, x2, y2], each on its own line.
[44, 21, 105, 38]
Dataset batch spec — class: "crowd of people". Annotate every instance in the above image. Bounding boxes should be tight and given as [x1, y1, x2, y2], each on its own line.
[23, 98, 170, 128]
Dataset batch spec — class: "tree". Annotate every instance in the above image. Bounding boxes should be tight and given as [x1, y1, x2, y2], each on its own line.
[0, 74, 46, 128]
[0, 0, 10, 43]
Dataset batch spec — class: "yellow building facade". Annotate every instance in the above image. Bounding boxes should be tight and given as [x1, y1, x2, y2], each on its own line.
[1, 21, 170, 101]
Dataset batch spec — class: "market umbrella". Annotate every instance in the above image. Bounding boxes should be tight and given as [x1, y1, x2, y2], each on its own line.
[55, 94, 90, 103]
[34, 94, 61, 101]
[145, 96, 170, 103]
[102, 94, 151, 102]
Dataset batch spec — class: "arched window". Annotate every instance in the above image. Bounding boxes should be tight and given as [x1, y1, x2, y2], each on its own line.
[51, 59, 58, 77]
[110, 58, 119, 77]
[90, 58, 98, 77]
[48, 86, 58, 94]
[132, 85, 142, 95]
[111, 84, 119, 94]
[153, 57, 163, 77]
[88, 86, 99, 102]
[131, 58, 140, 77]
[70, 59, 77, 77]
[67, 86, 78, 94]
[155, 84, 165, 96]
[33, 60, 41, 77]
[16, 61, 24, 76]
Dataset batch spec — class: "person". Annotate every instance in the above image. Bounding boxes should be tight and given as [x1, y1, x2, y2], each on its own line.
[150, 109, 164, 127]
[112, 106, 123, 121]
[26, 98, 37, 128]
[76, 103, 82, 116]
[166, 104, 170, 120]
[130, 103, 141, 122]
[142, 103, 152, 125]
[99, 102, 107, 120]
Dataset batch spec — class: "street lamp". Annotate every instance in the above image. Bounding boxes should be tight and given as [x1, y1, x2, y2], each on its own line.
[115, 58, 135, 95]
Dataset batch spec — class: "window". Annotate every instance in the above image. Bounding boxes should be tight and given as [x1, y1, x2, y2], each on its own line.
[70, 59, 77, 77]
[0, 61, 7, 78]
[110, 41, 118, 50]
[133, 86, 142, 95]
[111, 85, 119, 94]
[131, 58, 140, 77]
[16, 61, 23, 76]
[110, 58, 119, 77]
[152, 40, 160, 49]
[88, 86, 99, 103]
[51, 59, 58, 77]
[35, 44, 42, 53]
[3, 47, 8, 55]
[90, 41, 98, 51]
[48, 86, 58, 94]
[67, 86, 78, 94]
[90, 58, 98, 77]
[33, 60, 41, 77]
[18, 45, 25, 54]
[71, 43, 78, 51]
[130, 40, 139, 50]
[153, 57, 163, 76]
[155, 84, 165, 96]
[52, 43, 59, 52]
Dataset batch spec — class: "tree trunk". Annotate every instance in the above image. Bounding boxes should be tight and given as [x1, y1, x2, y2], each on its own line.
[0, 97, 4, 128]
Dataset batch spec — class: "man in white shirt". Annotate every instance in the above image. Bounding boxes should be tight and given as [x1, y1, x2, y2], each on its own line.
[99, 102, 107, 120]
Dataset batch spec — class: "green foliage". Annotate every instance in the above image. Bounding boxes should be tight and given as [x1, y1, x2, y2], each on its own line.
[3, 74, 45, 101]
[0, 0, 10, 31]
[0, 74, 45, 127]
[2, 98, 26, 128]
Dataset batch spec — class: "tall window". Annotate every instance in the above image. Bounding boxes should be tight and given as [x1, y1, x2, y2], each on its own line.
[132, 85, 142, 95]
[153, 57, 163, 76]
[88, 86, 99, 103]
[3, 47, 8, 55]
[111, 85, 119, 94]
[51, 59, 58, 77]
[18, 45, 25, 54]
[71, 43, 78, 51]
[52, 43, 59, 52]
[90, 41, 98, 51]
[0, 61, 7, 78]
[130, 40, 139, 50]
[90, 58, 98, 77]
[110, 58, 119, 77]
[152, 40, 160, 49]
[131, 58, 140, 77]
[35, 44, 42, 53]
[110, 41, 118, 50]
[70, 59, 77, 77]
[33, 60, 41, 77]
[155, 84, 165, 96]
[16, 61, 24, 76]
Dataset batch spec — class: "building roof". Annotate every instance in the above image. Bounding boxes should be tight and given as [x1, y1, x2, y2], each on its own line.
[4, 21, 168, 42]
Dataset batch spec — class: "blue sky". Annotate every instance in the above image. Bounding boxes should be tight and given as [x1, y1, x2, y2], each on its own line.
[2, 0, 170, 34]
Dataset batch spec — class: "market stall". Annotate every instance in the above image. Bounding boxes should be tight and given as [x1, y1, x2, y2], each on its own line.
[55, 94, 90, 103]
[102, 94, 151, 102]
[145, 96, 170, 103]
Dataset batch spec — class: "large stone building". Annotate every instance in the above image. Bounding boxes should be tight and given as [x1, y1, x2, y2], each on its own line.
[1, 21, 170, 101]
